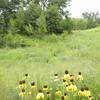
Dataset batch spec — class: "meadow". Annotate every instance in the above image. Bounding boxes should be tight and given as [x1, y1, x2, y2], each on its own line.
[0, 27, 100, 100]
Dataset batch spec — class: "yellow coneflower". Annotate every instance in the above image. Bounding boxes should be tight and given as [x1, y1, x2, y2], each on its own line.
[46, 91, 51, 97]
[31, 82, 36, 89]
[61, 96, 64, 100]
[43, 85, 49, 92]
[54, 73, 59, 82]
[77, 72, 83, 81]
[61, 93, 68, 100]
[69, 74, 75, 80]
[24, 73, 30, 79]
[84, 87, 91, 97]
[19, 80, 23, 89]
[18, 80, 26, 89]
[63, 70, 70, 81]
[36, 90, 45, 100]
[55, 89, 62, 97]
[22, 80, 26, 88]
[64, 93, 68, 99]
[69, 79, 75, 84]
[19, 89, 26, 98]
[78, 88, 85, 96]
[88, 96, 94, 100]
[66, 83, 77, 92]
[63, 79, 68, 86]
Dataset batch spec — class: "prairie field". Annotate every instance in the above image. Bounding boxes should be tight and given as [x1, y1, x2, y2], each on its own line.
[0, 27, 100, 100]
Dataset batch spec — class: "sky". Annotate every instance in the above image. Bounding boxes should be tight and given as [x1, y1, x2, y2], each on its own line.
[69, 0, 100, 18]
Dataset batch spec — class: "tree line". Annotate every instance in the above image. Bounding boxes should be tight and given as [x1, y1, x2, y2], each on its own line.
[0, 0, 72, 36]
[0, 0, 100, 48]
[72, 12, 100, 30]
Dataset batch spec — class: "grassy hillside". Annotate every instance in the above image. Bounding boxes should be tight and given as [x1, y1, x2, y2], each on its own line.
[0, 27, 100, 100]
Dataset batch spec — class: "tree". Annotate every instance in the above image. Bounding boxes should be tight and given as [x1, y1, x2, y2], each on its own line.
[46, 5, 63, 34]
[37, 12, 47, 35]
[0, 0, 72, 36]
[0, 15, 4, 34]
[82, 12, 100, 28]
[48, 0, 71, 17]
[0, 0, 21, 33]
[72, 18, 88, 30]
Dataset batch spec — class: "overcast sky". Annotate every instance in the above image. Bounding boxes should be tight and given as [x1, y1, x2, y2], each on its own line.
[69, 0, 100, 18]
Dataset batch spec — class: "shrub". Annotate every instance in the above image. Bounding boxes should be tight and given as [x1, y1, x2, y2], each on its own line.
[3, 33, 33, 48]
[72, 18, 88, 30]
[49, 33, 58, 42]
[61, 31, 68, 40]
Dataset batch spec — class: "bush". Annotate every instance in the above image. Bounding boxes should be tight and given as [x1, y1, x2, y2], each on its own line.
[61, 31, 68, 40]
[72, 18, 88, 30]
[49, 33, 58, 42]
[46, 5, 63, 34]
[2, 33, 34, 48]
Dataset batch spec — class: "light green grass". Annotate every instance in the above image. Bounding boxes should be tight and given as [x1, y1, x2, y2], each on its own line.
[0, 27, 100, 100]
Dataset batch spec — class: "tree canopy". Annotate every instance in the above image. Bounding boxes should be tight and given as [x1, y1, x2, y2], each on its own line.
[0, 0, 71, 36]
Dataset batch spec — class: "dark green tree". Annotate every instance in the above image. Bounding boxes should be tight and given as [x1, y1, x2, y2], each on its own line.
[46, 5, 63, 34]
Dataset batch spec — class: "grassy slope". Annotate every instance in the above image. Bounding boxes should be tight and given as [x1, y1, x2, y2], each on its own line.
[0, 27, 100, 100]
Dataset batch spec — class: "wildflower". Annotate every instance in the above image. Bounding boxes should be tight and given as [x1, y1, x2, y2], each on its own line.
[64, 93, 68, 99]
[77, 72, 83, 80]
[36, 90, 45, 100]
[70, 79, 74, 84]
[54, 73, 59, 82]
[61, 96, 64, 100]
[66, 83, 77, 92]
[31, 82, 36, 89]
[19, 80, 23, 89]
[78, 88, 85, 96]
[18, 80, 26, 89]
[55, 89, 62, 97]
[61, 93, 68, 100]
[63, 70, 70, 81]
[84, 87, 91, 97]
[46, 91, 51, 97]
[69, 74, 75, 80]
[24, 73, 30, 79]
[43, 85, 48, 92]
[22, 80, 26, 88]
[88, 96, 94, 100]
[63, 79, 68, 85]
[19, 89, 26, 98]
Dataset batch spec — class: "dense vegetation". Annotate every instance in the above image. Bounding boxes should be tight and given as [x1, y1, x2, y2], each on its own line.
[72, 12, 100, 30]
[1, 0, 100, 48]
[0, 0, 73, 48]
[0, 0, 71, 35]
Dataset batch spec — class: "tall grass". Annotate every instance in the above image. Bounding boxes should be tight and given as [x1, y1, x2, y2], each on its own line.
[0, 27, 100, 99]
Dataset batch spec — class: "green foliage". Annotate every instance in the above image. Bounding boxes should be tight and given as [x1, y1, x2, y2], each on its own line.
[0, 15, 4, 34]
[8, 18, 18, 34]
[24, 24, 34, 36]
[61, 31, 68, 40]
[49, 33, 58, 42]
[62, 18, 73, 33]
[0, 0, 72, 47]
[2, 33, 34, 48]
[72, 18, 88, 30]
[37, 12, 47, 35]
[48, 0, 71, 17]
[46, 5, 63, 34]
[82, 12, 100, 29]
